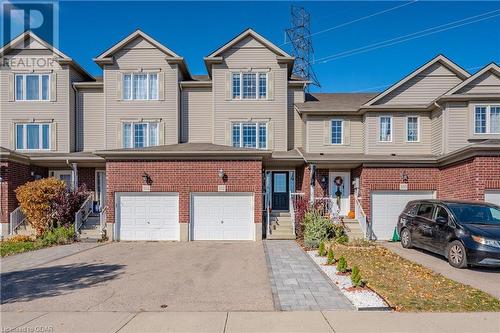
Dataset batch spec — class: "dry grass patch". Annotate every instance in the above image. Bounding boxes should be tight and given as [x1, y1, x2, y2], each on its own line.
[330, 243, 500, 312]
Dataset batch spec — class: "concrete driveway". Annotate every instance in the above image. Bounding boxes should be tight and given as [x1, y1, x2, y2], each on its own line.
[383, 242, 500, 299]
[1, 242, 274, 312]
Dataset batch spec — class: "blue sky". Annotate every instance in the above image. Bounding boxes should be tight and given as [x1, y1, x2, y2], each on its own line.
[26, 1, 500, 92]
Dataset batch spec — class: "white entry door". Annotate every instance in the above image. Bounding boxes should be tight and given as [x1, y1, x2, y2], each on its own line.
[191, 193, 254, 240]
[371, 191, 435, 240]
[485, 190, 500, 206]
[117, 192, 179, 241]
[329, 171, 350, 216]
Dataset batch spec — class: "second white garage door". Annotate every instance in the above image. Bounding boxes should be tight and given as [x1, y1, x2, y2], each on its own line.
[191, 193, 254, 240]
[117, 192, 179, 241]
[371, 191, 435, 240]
[485, 190, 500, 206]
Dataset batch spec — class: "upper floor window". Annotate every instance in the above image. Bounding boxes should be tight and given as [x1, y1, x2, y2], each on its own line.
[232, 72, 267, 100]
[232, 122, 267, 149]
[406, 116, 419, 142]
[15, 123, 50, 150]
[123, 73, 158, 100]
[331, 120, 343, 144]
[123, 122, 159, 148]
[15, 74, 50, 101]
[475, 105, 500, 134]
[379, 116, 392, 142]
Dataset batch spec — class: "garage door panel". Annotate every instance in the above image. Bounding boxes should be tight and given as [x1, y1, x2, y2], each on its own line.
[117, 193, 179, 241]
[371, 191, 435, 241]
[485, 190, 500, 206]
[192, 193, 254, 241]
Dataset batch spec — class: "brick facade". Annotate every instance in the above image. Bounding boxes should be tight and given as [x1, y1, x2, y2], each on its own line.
[105, 160, 263, 226]
[78, 167, 96, 192]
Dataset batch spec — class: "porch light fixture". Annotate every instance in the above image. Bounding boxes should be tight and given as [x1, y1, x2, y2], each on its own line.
[142, 172, 152, 185]
[401, 171, 409, 183]
[218, 169, 225, 179]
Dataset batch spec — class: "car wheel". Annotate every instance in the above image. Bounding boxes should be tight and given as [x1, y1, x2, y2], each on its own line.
[447, 241, 467, 268]
[400, 228, 412, 249]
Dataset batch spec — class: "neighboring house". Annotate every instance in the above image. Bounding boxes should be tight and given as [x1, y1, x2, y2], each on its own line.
[1, 29, 499, 241]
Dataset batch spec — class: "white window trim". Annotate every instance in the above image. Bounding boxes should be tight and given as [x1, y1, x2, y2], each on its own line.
[231, 71, 268, 100]
[14, 73, 51, 102]
[15, 123, 51, 151]
[330, 119, 343, 145]
[232, 121, 268, 149]
[122, 72, 159, 101]
[405, 115, 420, 143]
[378, 115, 393, 142]
[474, 104, 500, 134]
[122, 122, 159, 148]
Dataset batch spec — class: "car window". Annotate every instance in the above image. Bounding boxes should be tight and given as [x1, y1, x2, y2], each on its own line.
[405, 203, 418, 215]
[416, 203, 434, 219]
[448, 203, 500, 225]
[435, 206, 449, 222]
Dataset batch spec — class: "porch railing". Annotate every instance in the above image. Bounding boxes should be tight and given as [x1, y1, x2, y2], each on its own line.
[354, 195, 368, 239]
[99, 205, 108, 235]
[313, 197, 337, 218]
[74, 195, 93, 234]
[9, 206, 26, 235]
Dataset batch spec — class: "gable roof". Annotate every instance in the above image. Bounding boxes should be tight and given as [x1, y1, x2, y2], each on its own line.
[0, 30, 93, 80]
[444, 62, 500, 95]
[363, 54, 470, 107]
[206, 28, 292, 58]
[95, 29, 180, 60]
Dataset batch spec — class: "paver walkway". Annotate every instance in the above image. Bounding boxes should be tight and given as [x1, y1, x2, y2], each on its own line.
[264, 240, 353, 311]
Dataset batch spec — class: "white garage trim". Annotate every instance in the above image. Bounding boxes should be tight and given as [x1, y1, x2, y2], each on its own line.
[485, 190, 500, 206]
[115, 192, 179, 241]
[190, 192, 255, 241]
[370, 190, 436, 241]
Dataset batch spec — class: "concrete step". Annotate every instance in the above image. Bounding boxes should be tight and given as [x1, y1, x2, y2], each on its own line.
[78, 228, 102, 242]
[267, 233, 296, 240]
[270, 212, 291, 218]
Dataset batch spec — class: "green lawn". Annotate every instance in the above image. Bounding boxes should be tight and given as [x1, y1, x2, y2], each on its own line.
[0, 239, 44, 257]
[329, 242, 500, 312]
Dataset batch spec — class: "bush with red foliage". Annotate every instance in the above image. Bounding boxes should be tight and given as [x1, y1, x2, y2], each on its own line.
[52, 185, 90, 228]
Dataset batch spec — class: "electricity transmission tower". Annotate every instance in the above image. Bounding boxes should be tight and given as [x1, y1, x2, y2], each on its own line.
[285, 6, 321, 91]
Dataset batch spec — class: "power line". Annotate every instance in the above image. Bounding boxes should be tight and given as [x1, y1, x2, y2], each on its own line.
[313, 9, 500, 64]
[281, 0, 418, 46]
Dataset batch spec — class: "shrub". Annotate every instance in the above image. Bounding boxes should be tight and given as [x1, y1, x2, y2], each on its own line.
[303, 210, 335, 248]
[39, 226, 75, 246]
[52, 185, 90, 227]
[351, 265, 364, 288]
[293, 197, 310, 239]
[327, 248, 335, 265]
[16, 178, 66, 236]
[318, 241, 326, 256]
[335, 234, 349, 245]
[9, 235, 34, 243]
[337, 256, 347, 273]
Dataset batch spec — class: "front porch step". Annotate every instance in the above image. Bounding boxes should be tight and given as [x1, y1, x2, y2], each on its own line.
[267, 233, 296, 240]
[270, 212, 291, 218]
[78, 229, 101, 243]
[342, 219, 365, 240]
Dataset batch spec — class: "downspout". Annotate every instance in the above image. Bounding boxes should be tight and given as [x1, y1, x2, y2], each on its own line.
[309, 164, 316, 206]
[66, 159, 78, 191]
[434, 101, 445, 155]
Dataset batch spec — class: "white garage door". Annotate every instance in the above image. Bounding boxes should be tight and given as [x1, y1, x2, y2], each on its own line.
[117, 193, 179, 241]
[191, 193, 254, 240]
[485, 190, 500, 206]
[371, 191, 435, 240]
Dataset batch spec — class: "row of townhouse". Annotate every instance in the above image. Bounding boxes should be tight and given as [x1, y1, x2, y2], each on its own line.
[1, 29, 499, 241]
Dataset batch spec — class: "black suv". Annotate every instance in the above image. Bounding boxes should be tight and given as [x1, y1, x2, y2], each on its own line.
[397, 200, 500, 268]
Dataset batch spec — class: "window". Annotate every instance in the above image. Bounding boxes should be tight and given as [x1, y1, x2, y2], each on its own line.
[122, 73, 158, 100]
[379, 116, 392, 142]
[475, 105, 500, 134]
[417, 203, 434, 219]
[331, 120, 343, 144]
[231, 71, 267, 100]
[407, 116, 419, 142]
[15, 74, 50, 101]
[122, 122, 159, 148]
[232, 122, 267, 149]
[435, 206, 449, 222]
[15, 123, 50, 150]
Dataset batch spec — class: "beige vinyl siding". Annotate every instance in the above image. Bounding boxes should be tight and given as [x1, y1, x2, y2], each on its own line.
[306, 116, 363, 154]
[364, 112, 432, 155]
[375, 63, 462, 105]
[76, 88, 105, 151]
[212, 36, 288, 151]
[68, 68, 86, 151]
[288, 87, 305, 149]
[457, 71, 500, 94]
[181, 87, 213, 143]
[0, 49, 71, 152]
[103, 36, 179, 149]
[430, 109, 443, 155]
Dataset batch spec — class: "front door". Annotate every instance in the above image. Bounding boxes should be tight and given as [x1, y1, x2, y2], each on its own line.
[95, 170, 106, 210]
[272, 172, 289, 211]
[329, 171, 350, 216]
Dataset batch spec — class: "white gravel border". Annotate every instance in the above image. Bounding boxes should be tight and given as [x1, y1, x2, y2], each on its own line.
[307, 251, 389, 309]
